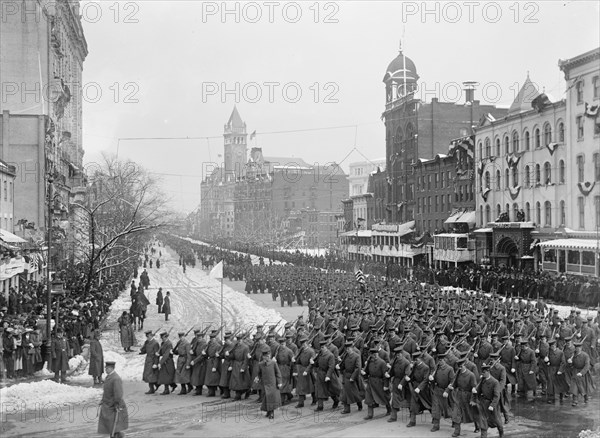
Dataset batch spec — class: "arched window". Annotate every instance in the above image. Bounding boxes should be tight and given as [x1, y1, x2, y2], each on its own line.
[512, 165, 519, 187]
[544, 201, 552, 226]
[525, 165, 530, 187]
[495, 138, 501, 156]
[484, 171, 490, 189]
[504, 136, 510, 154]
[544, 162, 552, 184]
[544, 123, 552, 146]
[485, 205, 491, 223]
[512, 203, 519, 221]
[536, 201, 541, 224]
[559, 200, 566, 226]
[505, 168, 510, 188]
[525, 202, 531, 221]
[534, 128, 541, 149]
[512, 131, 519, 152]
[524, 130, 530, 151]
[557, 121, 565, 143]
[394, 126, 404, 154]
[479, 205, 483, 225]
[485, 138, 491, 158]
[478, 141, 483, 159]
[496, 170, 501, 190]
[496, 204, 501, 219]
[535, 164, 541, 184]
[559, 160, 565, 184]
[505, 204, 510, 215]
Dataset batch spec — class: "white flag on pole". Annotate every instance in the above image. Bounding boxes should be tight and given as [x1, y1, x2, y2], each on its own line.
[209, 260, 223, 279]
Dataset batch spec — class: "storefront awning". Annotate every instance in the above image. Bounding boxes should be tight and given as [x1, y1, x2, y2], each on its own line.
[445, 210, 476, 226]
[538, 239, 600, 251]
[474, 228, 493, 233]
[340, 229, 372, 238]
[0, 229, 26, 244]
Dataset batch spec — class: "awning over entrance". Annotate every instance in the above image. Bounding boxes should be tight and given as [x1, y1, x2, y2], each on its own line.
[538, 238, 599, 251]
[445, 210, 476, 226]
[0, 229, 26, 244]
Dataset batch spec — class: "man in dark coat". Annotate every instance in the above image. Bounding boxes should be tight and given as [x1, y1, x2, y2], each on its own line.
[174, 331, 193, 394]
[163, 292, 171, 322]
[430, 353, 455, 432]
[190, 329, 208, 395]
[308, 340, 340, 411]
[388, 345, 411, 421]
[158, 331, 176, 394]
[256, 349, 282, 419]
[546, 339, 569, 404]
[449, 356, 478, 437]
[204, 330, 222, 397]
[156, 288, 163, 314]
[362, 347, 390, 420]
[339, 339, 363, 414]
[97, 361, 128, 438]
[229, 334, 251, 400]
[89, 329, 104, 385]
[477, 363, 504, 438]
[140, 330, 159, 394]
[293, 335, 315, 408]
[51, 328, 70, 383]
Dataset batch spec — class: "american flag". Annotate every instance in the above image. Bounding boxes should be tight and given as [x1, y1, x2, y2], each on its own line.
[354, 262, 366, 284]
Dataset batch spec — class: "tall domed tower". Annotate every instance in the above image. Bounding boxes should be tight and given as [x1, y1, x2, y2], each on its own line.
[223, 106, 247, 181]
[382, 44, 420, 223]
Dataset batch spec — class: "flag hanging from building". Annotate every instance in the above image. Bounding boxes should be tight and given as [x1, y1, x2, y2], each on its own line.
[354, 262, 365, 284]
[250, 130, 256, 140]
[209, 260, 223, 279]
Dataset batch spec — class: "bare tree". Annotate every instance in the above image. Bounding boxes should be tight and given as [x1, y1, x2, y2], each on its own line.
[71, 154, 174, 292]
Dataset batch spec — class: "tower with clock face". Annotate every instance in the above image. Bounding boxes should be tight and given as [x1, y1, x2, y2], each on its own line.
[223, 106, 248, 181]
[382, 45, 419, 223]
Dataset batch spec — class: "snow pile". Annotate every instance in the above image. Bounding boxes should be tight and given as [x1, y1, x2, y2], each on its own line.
[579, 428, 600, 438]
[0, 380, 100, 413]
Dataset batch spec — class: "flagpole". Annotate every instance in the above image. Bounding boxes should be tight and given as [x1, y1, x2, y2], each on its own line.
[220, 277, 223, 342]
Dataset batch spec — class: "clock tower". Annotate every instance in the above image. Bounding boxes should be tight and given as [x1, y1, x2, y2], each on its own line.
[223, 106, 248, 181]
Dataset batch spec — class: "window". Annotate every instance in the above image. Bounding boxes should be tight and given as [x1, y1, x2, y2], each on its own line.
[544, 162, 552, 184]
[524, 130, 530, 151]
[559, 200, 566, 227]
[596, 197, 600, 228]
[595, 153, 600, 181]
[496, 204, 501, 219]
[512, 166, 519, 187]
[594, 76, 599, 99]
[535, 164, 541, 185]
[496, 170, 501, 190]
[536, 202, 541, 225]
[485, 205, 491, 223]
[485, 171, 490, 189]
[525, 202, 531, 221]
[2, 180, 6, 201]
[577, 116, 584, 140]
[441, 195, 445, 212]
[447, 194, 451, 211]
[441, 172, 445, 188]
[525, 166, 531, 187]
[435, 195, 438, 212]
[428, 197, 431, 213]
[576, 80, 584, 104]
[479, 206, 483, 225]
[534, 128, 541, 149]
[544, 201, 552, 226]
[578, 197, 585, 228]
[543, 123, 552, 146]
[485, 138, 491, 158]
[557, 122, 564, 142]
[512, 203, 519, 221]
[505, 168, 510, 188]
[478, 141, 483, 160]
[495, 138, 501, 156]
[512, 131, 519, 152]
[559, 160, 565, 184]
[8, 182, 11, 202]
[504, 136, 509, 155]
[577, 155, 585, 183]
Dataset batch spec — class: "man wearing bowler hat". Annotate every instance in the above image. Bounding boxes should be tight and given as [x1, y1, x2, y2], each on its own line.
[98, 360, 128, 438]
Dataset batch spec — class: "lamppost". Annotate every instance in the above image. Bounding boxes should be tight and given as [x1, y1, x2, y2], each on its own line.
[45, 175, 53, 366]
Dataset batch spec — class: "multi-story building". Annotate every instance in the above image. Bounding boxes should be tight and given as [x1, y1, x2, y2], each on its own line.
[348, 158, 385, 196]
[381, 47, 507, 225]
[199, 108, 348, 245]
[537, 48, 600, 276]
[0, 0, 88, 267]
[0, 160, 16, 232]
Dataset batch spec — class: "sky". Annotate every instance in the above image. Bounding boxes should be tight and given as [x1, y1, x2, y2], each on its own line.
[80, 0, 600, 213]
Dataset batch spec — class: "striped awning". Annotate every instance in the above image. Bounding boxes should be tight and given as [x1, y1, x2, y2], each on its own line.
[538, 239, 600, 251]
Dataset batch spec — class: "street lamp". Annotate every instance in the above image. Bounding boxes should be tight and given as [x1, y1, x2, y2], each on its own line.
[45, 175, 53, 367]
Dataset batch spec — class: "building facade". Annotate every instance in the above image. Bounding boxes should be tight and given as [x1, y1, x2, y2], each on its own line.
[348, 158, 385, 196]
[0, 160, 16, 232]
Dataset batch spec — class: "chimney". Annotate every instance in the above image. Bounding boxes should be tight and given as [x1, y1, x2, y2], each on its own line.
[462, 81, 479, 104]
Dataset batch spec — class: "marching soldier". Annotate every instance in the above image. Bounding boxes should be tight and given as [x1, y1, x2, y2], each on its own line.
[228, 333, 251, 400]
[174, 331, 193, 395]
[569, 340, 593, 406]
[204, 330, 222, 397]
[339, 339, 363, 414]
[448, 356, 477, 438]
[293, 335, 315, 408]
[157, 331, 176, 395]
[362, 346, 390, 420]
[429, 352, 454, 432]
[546, 338, 568, 404]
[405, 350, 430, 428]
[477, 363, 504, 438]
[219, 331, 234, 399]
[140, 330, 159, 394]
[190, 329, 208, 395]
[308, 340, 340, 411]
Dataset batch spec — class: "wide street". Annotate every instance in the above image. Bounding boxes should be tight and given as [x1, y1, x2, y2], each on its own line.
[1, 246, 598, 438]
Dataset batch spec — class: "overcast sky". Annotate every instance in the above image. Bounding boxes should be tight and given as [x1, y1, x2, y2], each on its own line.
[80, 1, 600, 212]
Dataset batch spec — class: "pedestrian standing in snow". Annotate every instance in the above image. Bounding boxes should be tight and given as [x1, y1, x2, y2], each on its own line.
[89, 329, 104, 385]
[163, 292, 171, 322]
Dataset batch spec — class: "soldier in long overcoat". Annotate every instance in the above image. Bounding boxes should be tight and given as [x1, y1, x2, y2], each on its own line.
[140, 330, 159, 393]
[274, 337, 294, 403]
[174, 331, 192, 394]
[51, 328, 70, 383]
[88, 329, 104, 385]
[362, 347, 390, 420]
[308, 340, 340, 411]
[158, 331, 176, 394]
[204, 330, 222, 396]
[256, 350, 282, 419]
[339, 340, 363, 414]
[229, 335, 251, 399]
[190, 329, 208, 395]
[292, 335, 315, 408]
[156, 288, 164, 314]
[97, 361, 128, 438]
